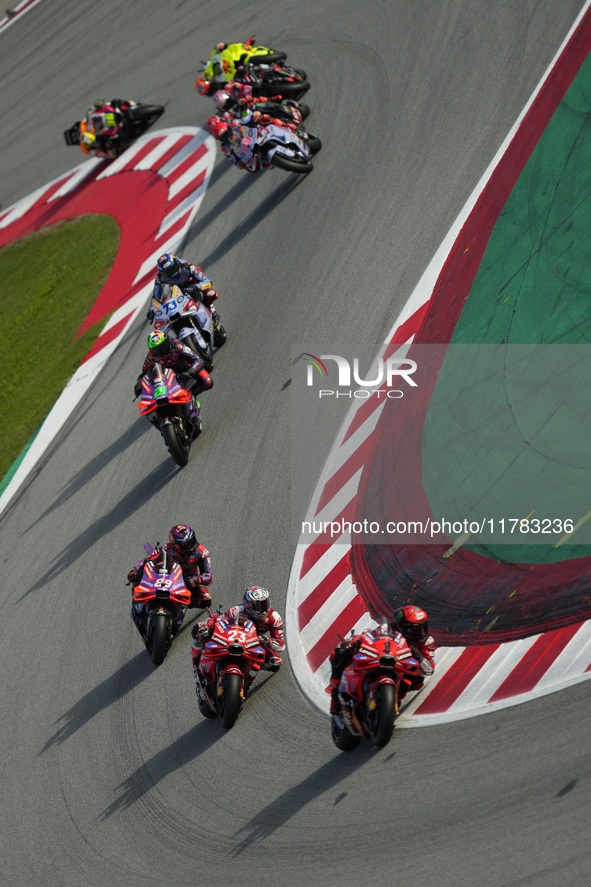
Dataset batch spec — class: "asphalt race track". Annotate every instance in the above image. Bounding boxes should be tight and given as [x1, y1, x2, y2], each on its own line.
[1, 2, 590, 886]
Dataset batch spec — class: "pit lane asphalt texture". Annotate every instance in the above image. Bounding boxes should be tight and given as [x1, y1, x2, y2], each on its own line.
[1, 2, 590, 885]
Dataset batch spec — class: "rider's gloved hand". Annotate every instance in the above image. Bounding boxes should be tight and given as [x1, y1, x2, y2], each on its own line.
[134, 380, 142, 397]
[146, 307, 155, 322]
[201, 288, 217, 307]
[127, 568, 141, 584]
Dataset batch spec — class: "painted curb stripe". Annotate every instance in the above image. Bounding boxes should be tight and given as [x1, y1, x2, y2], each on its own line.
[0, 127, 216, 519]
[286, 0, 591, 725]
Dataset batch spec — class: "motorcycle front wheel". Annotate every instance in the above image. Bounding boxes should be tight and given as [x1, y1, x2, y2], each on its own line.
[128, 103, 165, 124]
[369, 683, 396, 747]
[271, 151, 313, 174]
[162, 422, 189, 467]
[221, 673, 242, 729]
[331, 713, 361, 752]
[151, 613, 168, 666]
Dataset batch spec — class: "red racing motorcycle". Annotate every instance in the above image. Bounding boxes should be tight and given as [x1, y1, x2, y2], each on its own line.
[132, 545, 191, 666]
[196, 613, 266, 729]
[331, 628, 421, 751]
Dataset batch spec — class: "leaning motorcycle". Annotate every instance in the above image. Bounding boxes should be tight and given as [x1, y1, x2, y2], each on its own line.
[331, 629, 421, 752]
[197, 42, 289, 94]
[225, 122, 321, 174]
[221, 93, 310, 126]
[63, 101, 165, 154]
[132, 544, 191, 666]
[138, 361, 202, 467]
[196, 613, 266, 729]
[150, 284, 226, 373]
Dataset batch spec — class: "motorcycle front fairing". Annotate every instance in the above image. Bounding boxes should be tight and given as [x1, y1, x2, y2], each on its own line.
[258, 124, 307, 162]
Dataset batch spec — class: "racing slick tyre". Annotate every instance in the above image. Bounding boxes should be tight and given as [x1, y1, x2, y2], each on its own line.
[271, 152, 313, 174]
[163, 422, 189, 467]
[213, 318, 227, 347]
[369, 684, 396, 747]
[263, 80, 310, 97]
[294, 68, 308, 79]
[128, 103, 165, 124]
[221, 673, 242, 729]
[303, 134, 322, 155]
[198, 690, 217, 719]
[151, 613, 168, 666]
[297, 102, 311, 121]
[249, 50, 287, 64]
[331, 714, 361, 752]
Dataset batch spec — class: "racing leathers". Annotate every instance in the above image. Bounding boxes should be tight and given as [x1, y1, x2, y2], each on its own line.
[135, 338, 213, 431]
[328, 625, 436, 714]
[79, 99, 135, 159]
[151, 257, 218, 309]
[191, 603, 285, 686]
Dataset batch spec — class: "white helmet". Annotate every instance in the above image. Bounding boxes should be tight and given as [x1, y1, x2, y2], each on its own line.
[243, 586, 270, 619]
[212, 89, 231, 110]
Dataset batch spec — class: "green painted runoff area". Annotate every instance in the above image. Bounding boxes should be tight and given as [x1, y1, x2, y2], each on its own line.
[0, 215, 120, 483]
[423, 50, 591, 564]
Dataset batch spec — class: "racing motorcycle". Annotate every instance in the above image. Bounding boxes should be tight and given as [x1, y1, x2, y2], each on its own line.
[63, 101, 165, 155]
[198, 58, 309, 100]
[138, 362, 202, 467]
[331, 628, 421, 752]
[196, 610, 266, 729]
[227, 122, 321, 174]
[197, 41, 289, 93]
[132, 544, 191, 666]
[150, 284, 226, 373]
[216, 92, 310, 127]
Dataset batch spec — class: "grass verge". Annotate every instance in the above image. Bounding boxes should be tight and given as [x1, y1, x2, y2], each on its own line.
[0, 214, 120, 482]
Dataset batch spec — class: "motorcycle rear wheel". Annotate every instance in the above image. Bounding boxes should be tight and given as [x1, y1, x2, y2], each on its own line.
[263, 80, 310, 97]
[249, 50, 287, 64]
[221, 673, 242, 729]
[331, 713, 361, 752]
[163, 422, 189, 467]
[128, 103, 165, 123]
[369, 684, 397, 747]
[303, 134, 322, 155]
[271, 152, 313, 174]
[198, 691, 217, 719]
[151, 613, 168, 666]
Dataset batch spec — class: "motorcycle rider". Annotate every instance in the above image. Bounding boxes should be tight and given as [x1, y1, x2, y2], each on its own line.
[212, 83, 296, 125]
[207, 114, 267, 173]
[134, 331, 213, 432]
[196, 38, 259, 94]
[190, 586, 284, 688]
[327, 606, 436, 714]
[150, 253, 219, 312]
[79, 98, 135, 159]
[127, 525, 213, 638]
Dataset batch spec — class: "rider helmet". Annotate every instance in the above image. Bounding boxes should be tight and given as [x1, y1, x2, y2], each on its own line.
[207, 115, 230, 143]
[147, 330, 172, 355]
[169, 524, 198, 557]
[196, 76, 212, 95]
[156, 253, 181, 279]
[395, 605, 429, 643]
[243, 586, 270, 619]
[80, 128, 96, 149]
[212, 89, 232, 110]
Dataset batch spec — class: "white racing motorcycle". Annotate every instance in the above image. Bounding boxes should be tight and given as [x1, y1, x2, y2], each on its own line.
[234, 122, 321, 174]
[150, 284, 226, 373]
